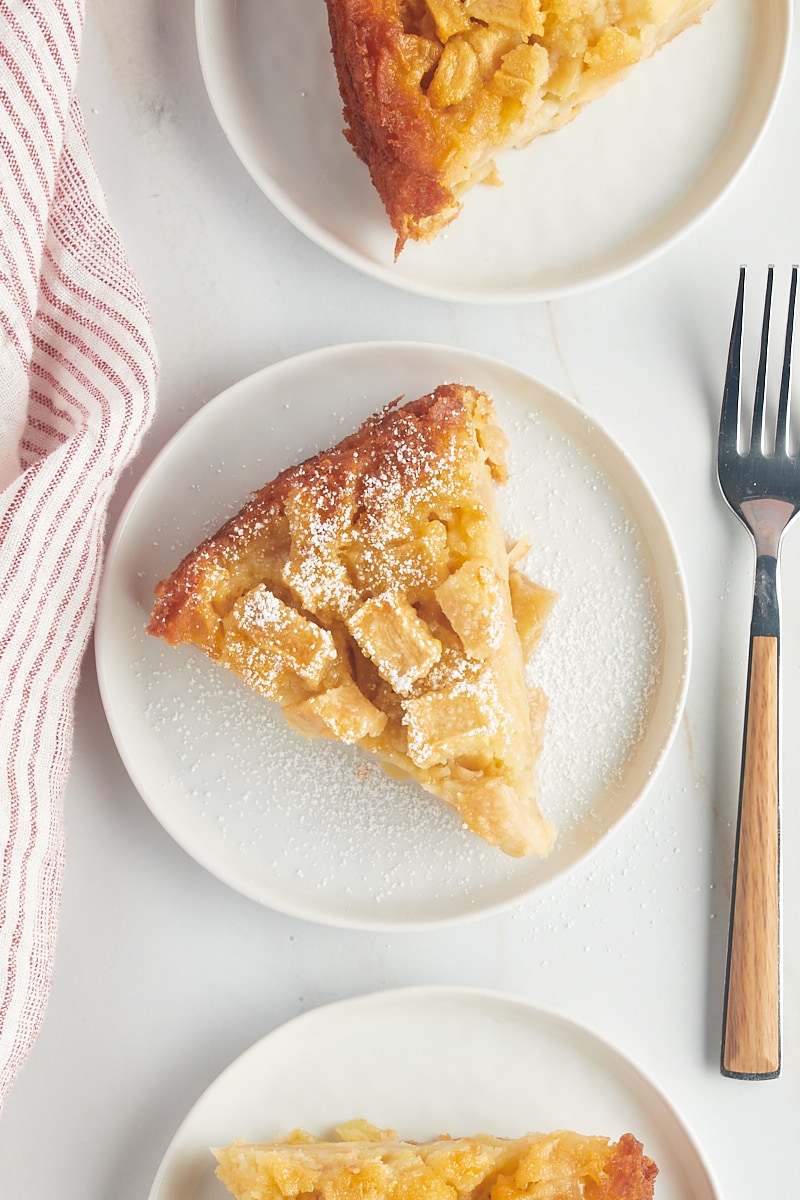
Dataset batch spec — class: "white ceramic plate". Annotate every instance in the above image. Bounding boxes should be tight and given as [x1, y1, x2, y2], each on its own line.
[147, 986, 721, 1200]
[95, 342, 690, 930]
[194, 0, 789, 303]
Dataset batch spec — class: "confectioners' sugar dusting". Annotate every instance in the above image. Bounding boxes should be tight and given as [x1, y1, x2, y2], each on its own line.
[402, 663, 503, 770]
[499, 411, 662, 835]
[141, 648, 478, 894]
[136, 393, 669, 917]
[479, 573, 505, 652]
[278, 412, 457, 615]
[349, 592, 443, 696]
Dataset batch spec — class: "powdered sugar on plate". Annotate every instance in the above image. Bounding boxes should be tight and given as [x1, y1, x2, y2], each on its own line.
[500, 413, 662, 835]
[96, 343, 689, 929]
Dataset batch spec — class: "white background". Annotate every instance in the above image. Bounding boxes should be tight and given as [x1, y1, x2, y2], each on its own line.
[2, 2, 800, 1197]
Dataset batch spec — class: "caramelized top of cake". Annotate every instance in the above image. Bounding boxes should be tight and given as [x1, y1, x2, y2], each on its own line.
[324, 0, 714, 254]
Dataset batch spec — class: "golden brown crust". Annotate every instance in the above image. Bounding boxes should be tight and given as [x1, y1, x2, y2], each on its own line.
[325, 0, 459, 256]
[323, 0, 715, 255]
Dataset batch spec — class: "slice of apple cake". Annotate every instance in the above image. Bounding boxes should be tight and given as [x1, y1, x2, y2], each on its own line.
[147, 383, 556, 858]
[214, 1121, 658, 1200]
[324, 0, 715, 254]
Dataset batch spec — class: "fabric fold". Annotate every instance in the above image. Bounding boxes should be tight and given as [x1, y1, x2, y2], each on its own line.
[0, 0, 158, 1106]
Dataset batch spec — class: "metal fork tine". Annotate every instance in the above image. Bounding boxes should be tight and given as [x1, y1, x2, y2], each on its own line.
[720, 266, 746, 454]
[775, 265, 798, 455]
[751, 266, 774, 452]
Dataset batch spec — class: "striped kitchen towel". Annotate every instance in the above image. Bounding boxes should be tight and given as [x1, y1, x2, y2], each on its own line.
[0, 1, 157, 1106]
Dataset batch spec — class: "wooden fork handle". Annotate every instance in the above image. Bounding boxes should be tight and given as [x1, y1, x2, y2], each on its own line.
[721, 633, 781, 1078]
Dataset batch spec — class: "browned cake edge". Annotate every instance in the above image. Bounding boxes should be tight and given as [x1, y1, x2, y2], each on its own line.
[147, 384, 500, 648]
[603, 1132, 659, 1200]
[324, 0, 461, 256]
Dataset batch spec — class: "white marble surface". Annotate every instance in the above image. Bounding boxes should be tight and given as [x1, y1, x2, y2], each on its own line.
[2, 2, 800, 1196]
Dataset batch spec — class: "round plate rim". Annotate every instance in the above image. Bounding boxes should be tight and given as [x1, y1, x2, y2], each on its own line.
[95, 340, 692, 932]
[193, 0, 792, 305]
[146, 984, 722, 1200]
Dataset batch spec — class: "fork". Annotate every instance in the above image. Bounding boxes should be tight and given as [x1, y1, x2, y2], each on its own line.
[718, 264, 798, 1079]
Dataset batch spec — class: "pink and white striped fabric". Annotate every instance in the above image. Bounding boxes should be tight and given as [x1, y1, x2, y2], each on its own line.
[0, 1, 157, 1106]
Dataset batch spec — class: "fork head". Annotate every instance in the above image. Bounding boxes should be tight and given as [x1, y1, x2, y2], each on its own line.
[718, 265, 800, 545]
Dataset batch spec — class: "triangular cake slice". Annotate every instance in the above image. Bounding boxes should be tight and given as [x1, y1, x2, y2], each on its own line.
[324, 0, 714, 254]
[214, 1121, 658, 1200]
[147, 383, 556, 858]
